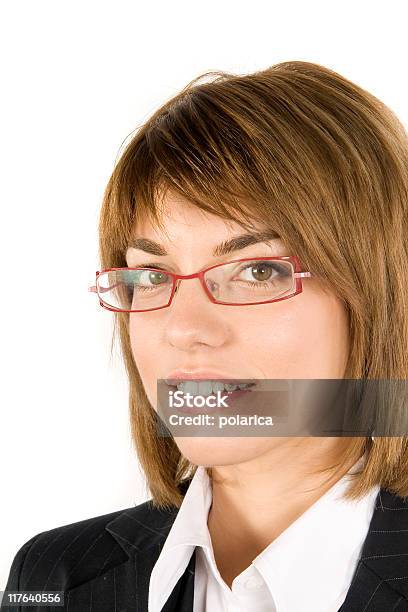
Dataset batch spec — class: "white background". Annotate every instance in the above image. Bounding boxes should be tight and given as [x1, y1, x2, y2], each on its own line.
[1, 0, 407, 589]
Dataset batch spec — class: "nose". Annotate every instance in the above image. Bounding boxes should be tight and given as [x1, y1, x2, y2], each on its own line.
[174, 275, 215, 299]
[164, 276, 229, 350]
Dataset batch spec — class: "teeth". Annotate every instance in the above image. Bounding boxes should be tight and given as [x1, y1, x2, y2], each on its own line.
[173, 380, 252, 395]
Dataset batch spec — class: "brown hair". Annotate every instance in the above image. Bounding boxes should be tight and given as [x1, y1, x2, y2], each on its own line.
[97, 60, 408, 509]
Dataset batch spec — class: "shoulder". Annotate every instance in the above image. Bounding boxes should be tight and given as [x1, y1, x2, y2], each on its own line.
[1, 497, 180, 605]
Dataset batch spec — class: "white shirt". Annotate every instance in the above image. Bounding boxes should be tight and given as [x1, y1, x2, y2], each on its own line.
[148, 453, 380, 612]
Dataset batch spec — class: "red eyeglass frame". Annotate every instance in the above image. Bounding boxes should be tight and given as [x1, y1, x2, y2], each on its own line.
[88, 255, 313, 313]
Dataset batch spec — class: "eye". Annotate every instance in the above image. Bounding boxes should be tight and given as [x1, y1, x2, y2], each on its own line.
[240, 262, 275, 282]
[128, 269, 170, 287]
[236, 261, 289, 283]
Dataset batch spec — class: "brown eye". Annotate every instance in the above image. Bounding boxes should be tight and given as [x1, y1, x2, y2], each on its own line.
[250, 263, 274, 282]
[148, 271, 168, 285]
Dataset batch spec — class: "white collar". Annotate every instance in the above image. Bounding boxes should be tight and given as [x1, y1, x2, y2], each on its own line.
[148, 453, 379, 612]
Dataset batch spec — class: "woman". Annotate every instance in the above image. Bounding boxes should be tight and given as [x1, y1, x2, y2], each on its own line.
[2, 60, 408, 612]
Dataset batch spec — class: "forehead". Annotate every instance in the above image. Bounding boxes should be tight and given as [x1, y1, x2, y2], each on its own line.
[131, 190, 283, 248]
[137, 194, 239, 236]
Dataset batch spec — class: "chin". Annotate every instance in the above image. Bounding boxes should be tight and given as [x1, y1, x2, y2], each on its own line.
[174, 436, 274, 467]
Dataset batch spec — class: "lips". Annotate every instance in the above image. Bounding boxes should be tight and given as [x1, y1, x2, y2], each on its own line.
[163, 370, 257, 386]
[164, 377, 256, 387]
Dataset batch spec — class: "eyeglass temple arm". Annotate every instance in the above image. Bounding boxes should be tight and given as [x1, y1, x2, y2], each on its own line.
[294, 272, 312, 278]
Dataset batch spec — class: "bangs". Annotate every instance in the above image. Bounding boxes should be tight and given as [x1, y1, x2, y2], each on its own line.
[111, 73, 332, 249]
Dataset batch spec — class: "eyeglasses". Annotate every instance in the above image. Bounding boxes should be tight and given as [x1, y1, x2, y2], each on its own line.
[88, 256, 312, 313]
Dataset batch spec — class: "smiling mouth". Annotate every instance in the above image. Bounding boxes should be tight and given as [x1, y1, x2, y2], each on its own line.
[163, 379, 256, 396]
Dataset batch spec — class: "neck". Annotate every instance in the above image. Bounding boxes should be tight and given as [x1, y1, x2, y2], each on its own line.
[206, 438, 362, 588]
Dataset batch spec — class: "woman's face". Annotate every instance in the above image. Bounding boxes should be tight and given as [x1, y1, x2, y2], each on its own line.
[125, 191, 350, 466]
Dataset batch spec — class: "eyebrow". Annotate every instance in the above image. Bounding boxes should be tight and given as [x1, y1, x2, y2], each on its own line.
[127, 231, 281, 258]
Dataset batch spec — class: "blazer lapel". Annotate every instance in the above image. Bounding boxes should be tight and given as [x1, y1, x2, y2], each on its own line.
[338, 487, 408, 611]
[62, 500, 183, 611]
[103, 478, 195, 612]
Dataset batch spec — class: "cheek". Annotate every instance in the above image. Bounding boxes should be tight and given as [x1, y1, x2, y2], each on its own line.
[129, 316, 160, 403]
[242, 292, 349, 378]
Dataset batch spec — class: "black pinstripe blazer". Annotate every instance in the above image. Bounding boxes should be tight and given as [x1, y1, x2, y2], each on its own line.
[2, 479, 408, 612]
